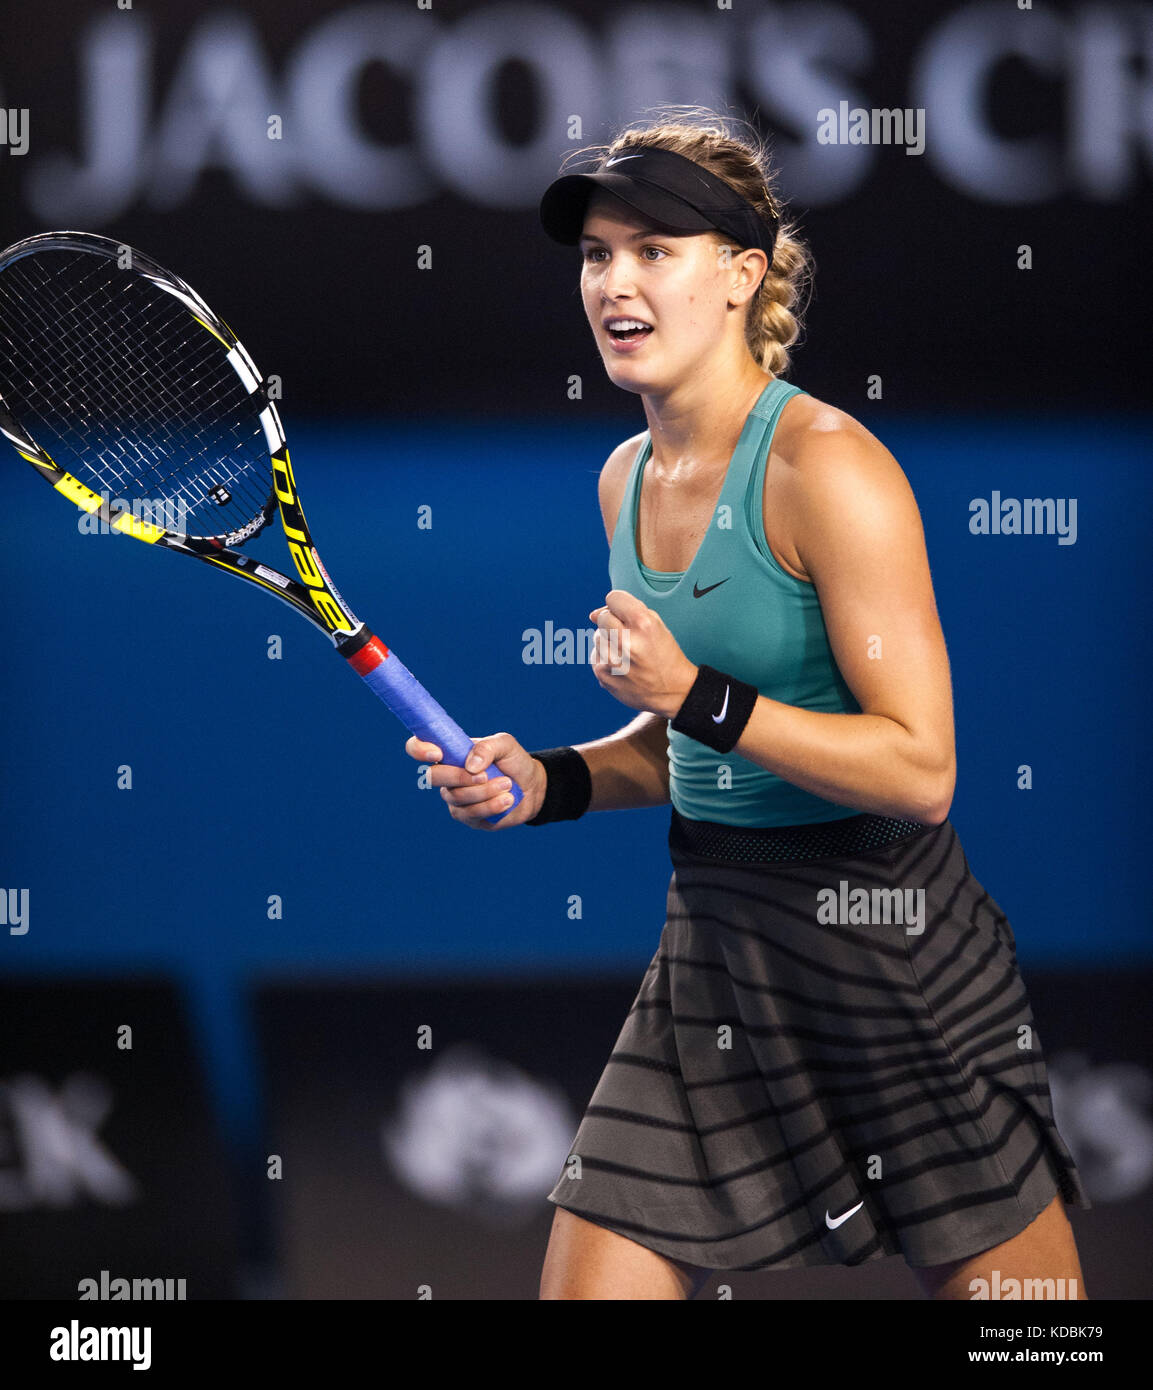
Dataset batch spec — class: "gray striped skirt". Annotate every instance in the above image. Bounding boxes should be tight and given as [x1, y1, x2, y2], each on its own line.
[547, 810, 1090, 1272]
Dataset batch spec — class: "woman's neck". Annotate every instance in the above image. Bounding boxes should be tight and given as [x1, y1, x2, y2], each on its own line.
[642, 365, 774, 476]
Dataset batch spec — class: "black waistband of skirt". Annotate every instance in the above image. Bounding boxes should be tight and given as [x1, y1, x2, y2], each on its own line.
[669, 807, 935, 864]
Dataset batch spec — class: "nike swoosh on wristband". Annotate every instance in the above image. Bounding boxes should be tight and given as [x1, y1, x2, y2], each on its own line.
[825, 1200, 864, 1229]
[712, 686, 730, 723]
[692, 578, 729, 598]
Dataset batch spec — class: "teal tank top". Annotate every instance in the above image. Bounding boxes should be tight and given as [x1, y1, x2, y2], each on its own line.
[609, 376, 862, 827]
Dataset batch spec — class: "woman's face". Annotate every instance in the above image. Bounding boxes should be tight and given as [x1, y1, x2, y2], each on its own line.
[578, 189, 752, 395]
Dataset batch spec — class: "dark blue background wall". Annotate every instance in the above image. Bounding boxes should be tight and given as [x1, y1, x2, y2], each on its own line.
[2, 412, 1149, 1150]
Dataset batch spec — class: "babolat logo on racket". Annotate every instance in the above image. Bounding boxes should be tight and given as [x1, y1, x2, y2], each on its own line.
[271, 451, 354, 634]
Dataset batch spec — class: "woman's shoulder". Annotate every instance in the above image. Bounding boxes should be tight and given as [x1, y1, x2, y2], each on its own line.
[596, 430, 648, 545]
[777, 389, 891, 465]
[774, 389, 911, 501]
[771, 389, 923, 570]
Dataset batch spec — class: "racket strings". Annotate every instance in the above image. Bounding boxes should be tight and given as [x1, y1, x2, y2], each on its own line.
[0, 248, 274, 540]
[1, 264, 207, 496]
[0, 258, 252, 534]
[21, 272, 228, 520]
[0, 254, 271, 535]
[56, 282, 264, 528]
[5, 255, 265, 507]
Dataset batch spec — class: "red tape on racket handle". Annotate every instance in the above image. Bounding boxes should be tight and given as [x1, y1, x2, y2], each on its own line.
[346, 635, 523, 825]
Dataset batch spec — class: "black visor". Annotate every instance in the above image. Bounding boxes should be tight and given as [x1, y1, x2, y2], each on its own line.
[539, 146, 777, 261]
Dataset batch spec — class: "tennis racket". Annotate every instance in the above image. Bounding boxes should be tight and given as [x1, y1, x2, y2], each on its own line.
[0, 230, 523, 823]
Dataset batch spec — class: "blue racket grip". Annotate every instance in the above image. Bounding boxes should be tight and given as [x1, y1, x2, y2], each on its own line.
[345, 634, 523, 825]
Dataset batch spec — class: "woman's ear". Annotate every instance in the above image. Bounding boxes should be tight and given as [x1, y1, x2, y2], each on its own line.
[730, 247, 769, 307]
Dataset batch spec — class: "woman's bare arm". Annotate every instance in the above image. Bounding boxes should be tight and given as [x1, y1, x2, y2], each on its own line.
[574, 710, 669, 811]
[729, 416, 956, 822]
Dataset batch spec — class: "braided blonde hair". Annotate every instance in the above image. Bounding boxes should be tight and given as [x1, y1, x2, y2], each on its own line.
[563, 105, 813, 375]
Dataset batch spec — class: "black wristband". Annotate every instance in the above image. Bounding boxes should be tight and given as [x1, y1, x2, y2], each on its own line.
[670, 664, 758, 753]
[527, 746, 593, 825]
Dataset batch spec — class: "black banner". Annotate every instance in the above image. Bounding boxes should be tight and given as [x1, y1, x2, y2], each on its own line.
[0, 0, 1148, 415]
[0, 978, 240, 1300]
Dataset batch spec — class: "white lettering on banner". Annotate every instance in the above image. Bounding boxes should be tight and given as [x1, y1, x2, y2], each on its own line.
[12, 1, 1153, 222]
[746, 5, 876, 204]
[0, 1074, 139, 1211]
[382, 1043, 575, 1227]
[1048, 1052, 1153, 1202]
[286, 4, 439, 208]
[915, 1, 1153, 202]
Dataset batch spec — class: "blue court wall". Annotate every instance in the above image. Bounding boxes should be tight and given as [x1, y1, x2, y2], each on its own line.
[1, 411, 1149, 1148]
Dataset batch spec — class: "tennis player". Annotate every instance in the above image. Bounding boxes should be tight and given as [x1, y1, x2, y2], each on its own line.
[405, 108, 1089, 1301]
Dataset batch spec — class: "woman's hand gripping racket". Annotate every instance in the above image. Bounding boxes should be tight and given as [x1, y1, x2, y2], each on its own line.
[0, 230, 523, 824]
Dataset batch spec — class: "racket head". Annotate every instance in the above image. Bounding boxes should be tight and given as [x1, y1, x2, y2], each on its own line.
[0, 231, 520, 817]
[0, 230, 280, 547]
